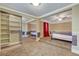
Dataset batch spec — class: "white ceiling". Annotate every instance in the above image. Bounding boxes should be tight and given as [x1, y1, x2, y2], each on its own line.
[0, 3, 71, 17]
[43, 10, 72, 23]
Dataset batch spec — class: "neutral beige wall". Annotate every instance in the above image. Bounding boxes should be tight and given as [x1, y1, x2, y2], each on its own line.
[27, 23, 32, 31]
[27, 20, 72, 38]
[40, 21, 43, 38]
[27, 20, 43, 38]
[72, 4, 79, 54]
[27, 23, 36, 31]
[50, 21, 72, 32]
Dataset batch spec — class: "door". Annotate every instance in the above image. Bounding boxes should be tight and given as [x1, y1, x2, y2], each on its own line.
[43, 22, 49, 37]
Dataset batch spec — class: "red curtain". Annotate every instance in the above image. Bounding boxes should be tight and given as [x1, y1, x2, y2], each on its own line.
[43, 22, 49, 37]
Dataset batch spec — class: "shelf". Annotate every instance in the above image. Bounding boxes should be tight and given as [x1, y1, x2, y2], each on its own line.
[1, 21, 8, 23]
[1, 34, 9, 36]
[1, 27, 8, 29]
[9, 23, 21, 25]
[9, 23, 21, 28]
[10, 30, 20, 33]
[1, 19, 9, 22]
[10, 29, 21, 31]
[10, 21, 21, 23]
[1, 30, 8, 32]
[9, 20, 21, 23]
[1, 28, 8, 30]
[1, 23, 8, 24]
[1, 17, 9, 20]
[1, 24, 8, 26]
[9, 17, 21, 21]
[9, 25, 21, 28]
[0, 12, 22, 49]
[1, 26, 9, 28]
[1, 38, 9, 40]
[1, 33, 9, 35]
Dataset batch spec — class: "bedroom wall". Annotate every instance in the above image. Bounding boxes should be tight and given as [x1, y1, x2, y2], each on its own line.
[27, 23, 32, 31]
[30, 24, 36, 31]
[26, 20, 47, 38]
[72, 4, 79, 54]
[50, 21, 72, 32]
[27, 21, 37, 31]
[40, 21, 44, 38]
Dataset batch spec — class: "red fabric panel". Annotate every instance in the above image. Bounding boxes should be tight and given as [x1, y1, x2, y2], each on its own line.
[43, 22, 49, 37]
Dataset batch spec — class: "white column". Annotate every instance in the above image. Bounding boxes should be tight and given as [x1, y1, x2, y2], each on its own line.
[36, 19, 41, 41]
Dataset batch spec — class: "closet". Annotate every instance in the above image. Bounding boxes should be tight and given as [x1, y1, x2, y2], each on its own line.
[9, 15, 22, 45]
[0, 11, 22, 49]
[0, 12, 9, 48]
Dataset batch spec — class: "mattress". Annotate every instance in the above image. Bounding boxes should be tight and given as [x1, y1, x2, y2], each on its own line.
[30, 31, 37, 37]
[52, 32, 72, 41]
[31, 32, 37, 36]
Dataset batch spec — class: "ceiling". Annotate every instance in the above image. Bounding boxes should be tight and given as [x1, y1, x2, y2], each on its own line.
[0, 3, 72, 17]
[43, 10, 72, 23]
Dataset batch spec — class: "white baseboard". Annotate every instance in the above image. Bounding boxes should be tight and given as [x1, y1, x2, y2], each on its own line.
[1, 44, 21, 51]
[0, 42, 21, 51]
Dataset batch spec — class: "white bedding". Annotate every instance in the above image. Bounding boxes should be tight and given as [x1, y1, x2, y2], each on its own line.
[31, 32, 37, 36]
[52, 33, 72, 41]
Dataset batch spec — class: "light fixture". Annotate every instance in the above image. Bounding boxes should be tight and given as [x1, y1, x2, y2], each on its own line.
[58, 18, 62, 21]
[32, 3, 40, 6]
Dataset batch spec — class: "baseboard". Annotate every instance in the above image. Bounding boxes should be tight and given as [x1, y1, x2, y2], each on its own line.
[1, 42, 21, 51]
[72, 49, 79, 54]
[0, 42, 21, 49]
[1, 44, 21, 51]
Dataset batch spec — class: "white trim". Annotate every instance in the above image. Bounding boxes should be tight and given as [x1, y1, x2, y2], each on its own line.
[1, 44, 21, 51]
[0, 42, 20, 50]
[40, 3, 78, 18]
[0, 5, 36, 18]
[25, 19, 37, 23]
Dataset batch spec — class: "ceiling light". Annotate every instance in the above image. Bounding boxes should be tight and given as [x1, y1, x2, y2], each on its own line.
[58, 18, 62, 21]
[32, 3, 40, 6]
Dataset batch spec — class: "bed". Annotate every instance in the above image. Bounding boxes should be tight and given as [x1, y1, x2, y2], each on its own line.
[30, 31, 40, 38]
[30, 31, 37, 37]
[51, 31, 72, 41]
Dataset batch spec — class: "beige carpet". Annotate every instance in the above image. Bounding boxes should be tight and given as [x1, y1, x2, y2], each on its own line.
[40, 39, 71, 50]
[0, 38, 78, 56]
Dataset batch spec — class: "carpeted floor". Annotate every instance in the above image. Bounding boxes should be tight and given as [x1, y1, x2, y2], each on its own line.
[0, 38, 78, 56]
[40, 39, 71, 50]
